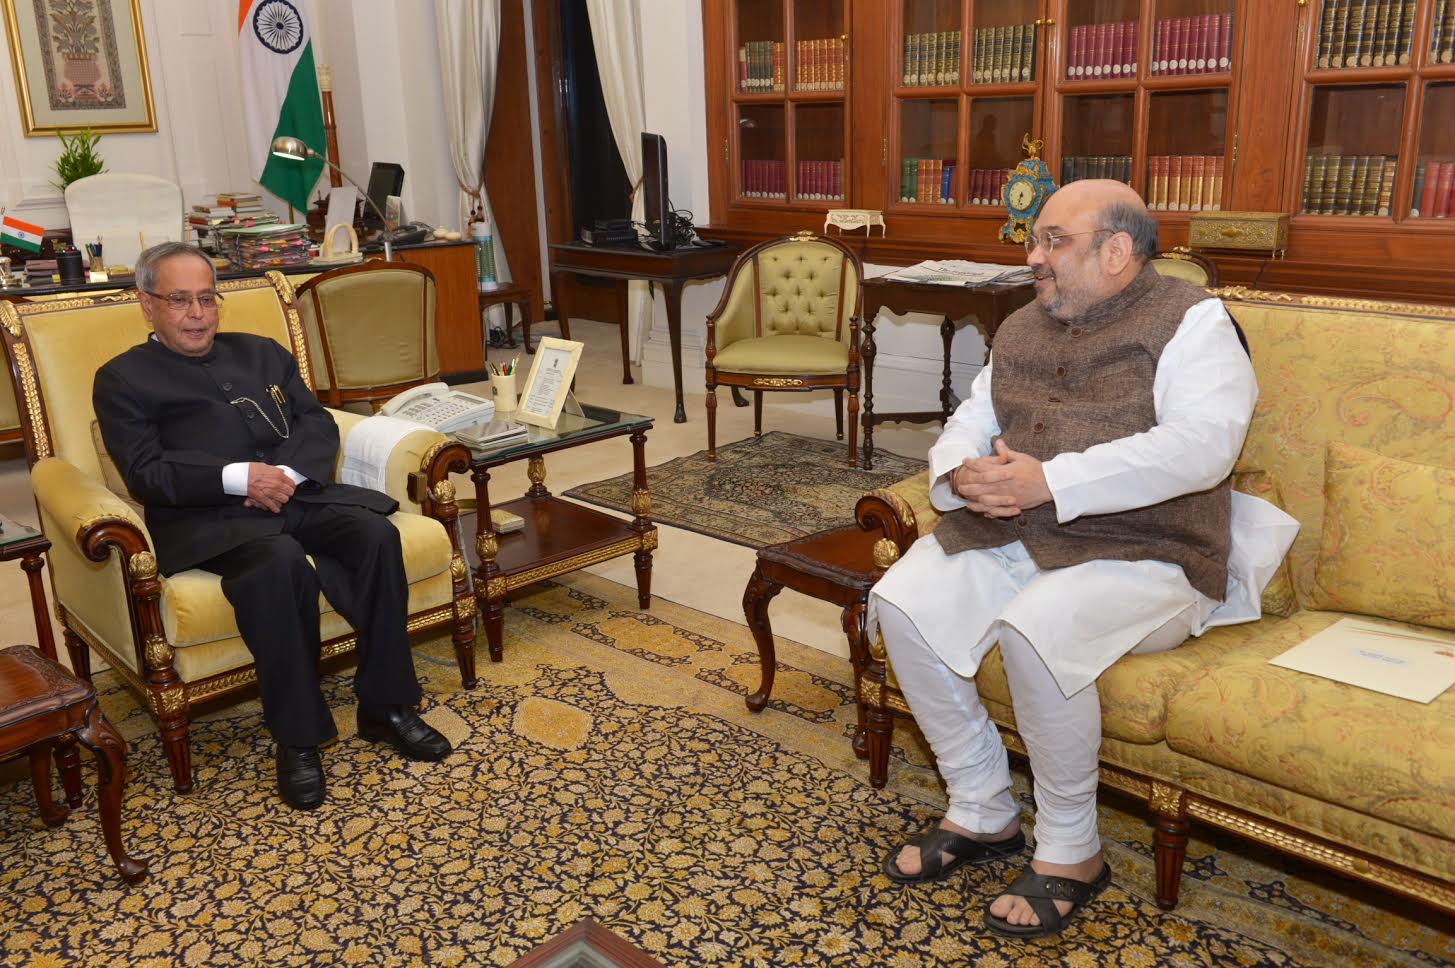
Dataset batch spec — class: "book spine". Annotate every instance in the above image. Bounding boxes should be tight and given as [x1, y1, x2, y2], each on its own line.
[1371, 1, 1392, 65]
[1376, 155, 1396, 215]
[1316, 0, 1338, 67]
[1166, 154, 1182, 210]
[996, 25, 1010, 82]
[940, 161, 952, 203]
[1200, 155, 1216, 211]
[1350, 154, 1372, 214]
[1191, 14, 1207, 73]
[1436, 161, 1455, 217]
[1411, 160, 1428, 216]
[901, 157, 915, 201]
[1022, 23, 1035, 81]
[1431, 0, 1445, 62]
[1334, 154, 1357, 214]
[1310, 153, 1330, 213]
[776, 41, 786, 91]
[1221, 12, 1234, 70]
[1067, 24, 1080, 78]
[1122, 20, 1135, 76]
[1010, 25, 1024, 84]
[1110, 21, 1123, 77]
[1331, 0, 1353, 69]
[902, 33, 912, 84]
[1211, 157, 1224, 210]
[1442, 0, 1455, 62]
[1147, 156, 1162, 210]
[973, 28, 985, 83]
[1348, 0, 1370, 67]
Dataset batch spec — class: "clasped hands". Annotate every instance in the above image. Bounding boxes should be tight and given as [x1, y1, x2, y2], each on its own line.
[952, 439, 1052, 518]
[245, 462, 295, 513]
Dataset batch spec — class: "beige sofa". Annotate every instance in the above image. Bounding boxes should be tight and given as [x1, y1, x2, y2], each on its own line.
[856, 286, 1455, 914]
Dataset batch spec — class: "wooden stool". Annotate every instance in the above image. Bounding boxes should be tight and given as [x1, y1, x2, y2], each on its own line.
[742, 523, 898, 787]
[477, 283, 535, 356]
[0, 644, 147, 883]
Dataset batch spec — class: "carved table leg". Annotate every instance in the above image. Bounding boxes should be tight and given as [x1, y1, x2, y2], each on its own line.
[630, 429, 654, 609]
[861, 310, 878, 469]
[62, 628, 91, 682]
[76, 703, 147, 884]
[939, 314, 955, 421]
[54, 737, 84, 808]
[21, 552, 57, 662]
[731, 386, 750, 407]
[866, 701, 893, 790]
[1150, 781, 1190, 910]
[29, 741, 68, 827]
[742, 563, 783, 712]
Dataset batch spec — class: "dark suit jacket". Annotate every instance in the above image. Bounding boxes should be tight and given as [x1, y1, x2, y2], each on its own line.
[93, 333, 398, 575]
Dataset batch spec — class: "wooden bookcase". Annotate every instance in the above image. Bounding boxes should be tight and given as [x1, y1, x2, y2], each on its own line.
[701, 0, 1455, 303]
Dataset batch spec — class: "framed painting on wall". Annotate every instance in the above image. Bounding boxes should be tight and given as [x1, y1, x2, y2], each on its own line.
[2, 0, 156, 135]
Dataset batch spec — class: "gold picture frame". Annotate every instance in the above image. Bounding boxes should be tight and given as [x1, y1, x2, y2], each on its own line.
[3, 0, 157, 135]
[514, 336, 584, 429]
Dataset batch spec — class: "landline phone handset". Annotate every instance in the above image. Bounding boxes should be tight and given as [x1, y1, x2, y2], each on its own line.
[379, 382, 493, 435]
[383, 221, 433, 246]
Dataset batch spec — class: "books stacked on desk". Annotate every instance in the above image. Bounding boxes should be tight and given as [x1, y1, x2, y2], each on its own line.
[215, 223, 312, 269]
[23, 259, 56, 285]
[188, 193, 280, 251]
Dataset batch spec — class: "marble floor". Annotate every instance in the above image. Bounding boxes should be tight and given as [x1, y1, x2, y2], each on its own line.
[0, 318, 943, 670]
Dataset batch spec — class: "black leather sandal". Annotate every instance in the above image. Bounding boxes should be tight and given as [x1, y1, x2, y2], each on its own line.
[882, 826, 1027, 884]
[982, 861, 1113, 939]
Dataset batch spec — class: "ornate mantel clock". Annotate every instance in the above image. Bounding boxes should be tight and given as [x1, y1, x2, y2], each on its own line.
[1000, 135, 1058, 245]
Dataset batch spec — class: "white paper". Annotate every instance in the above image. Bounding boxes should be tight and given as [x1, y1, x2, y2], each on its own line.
[1269, 617, 1455, 703]
[325, 186, 358, 239]
[340, 414, 430, 493]
[881, 260, 1035, 287]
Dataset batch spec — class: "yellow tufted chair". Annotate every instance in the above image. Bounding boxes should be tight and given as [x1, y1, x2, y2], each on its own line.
[705, 232, 863, 466]
[295, 262, 440, 410]
[0, 274, 478, 794]
[1150, 246, 1219, 287]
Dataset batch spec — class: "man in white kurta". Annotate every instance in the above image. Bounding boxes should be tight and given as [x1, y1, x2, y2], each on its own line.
[870, 180, 1288, 938]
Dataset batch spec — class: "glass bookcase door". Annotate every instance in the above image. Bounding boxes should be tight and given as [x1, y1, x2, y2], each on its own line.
[969, 0, 1040, 86]
[1430, 0, 1455, 65]
[737, 0, 786, 93]
[1062, 0, 1139, 82]
[1312, 0, 1417, 72]
[1145, 89, 1228, 211]
[1059, 92, 1134, 184]
[794, 103, 847, 202]
[1149, 0, 1235, 77]
[793, 0, 847, 92]
[898, 98, 960, 204]
[738, 105, 788, 200]
[1300, 84, 1405, 216]
[902, 0, 965, 88]
[1411, 81, 1455, 218]
[966, 96, 1037, 205]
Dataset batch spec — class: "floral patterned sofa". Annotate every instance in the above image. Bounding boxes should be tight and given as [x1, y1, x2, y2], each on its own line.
[855, 286, 1455, 914]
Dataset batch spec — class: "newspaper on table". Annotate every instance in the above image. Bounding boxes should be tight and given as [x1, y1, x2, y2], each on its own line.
[880, 260, 1034, 287]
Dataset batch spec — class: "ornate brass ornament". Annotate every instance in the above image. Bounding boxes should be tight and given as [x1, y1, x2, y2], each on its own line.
[1149, 781, 1186, 816]
[872, 538, 900, 570]
[454, 595, 478, 621]
[12, 344, 48, 457]
[0, 299, 20, 337]
[630, 489, 652, 518]
[450, 553, 468, 582]
[433, 479, 457, 504]
[127, 551, 158, 580]
[158, 687, 187, 716]
[421, 439, 450, 472]
[753, 377, 804, 387]
[476, 530, 499, 562]
[143, 635, 173, 670]
[527, 457, 546, 486]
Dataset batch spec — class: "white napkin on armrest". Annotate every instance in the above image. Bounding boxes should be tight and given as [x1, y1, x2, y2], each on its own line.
[340, 414, 432, 493]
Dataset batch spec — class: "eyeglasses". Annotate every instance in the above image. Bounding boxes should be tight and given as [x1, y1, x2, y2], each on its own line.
[144, 289, 223, 311]
[1024, 228, 1113, 255]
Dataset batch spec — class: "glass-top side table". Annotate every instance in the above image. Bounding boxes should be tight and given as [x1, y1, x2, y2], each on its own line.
[0, 515, 56, 663]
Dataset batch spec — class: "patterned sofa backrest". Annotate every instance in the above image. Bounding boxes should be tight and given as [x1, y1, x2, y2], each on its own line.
[0, 272, 310, 483]
[1223, 290, 1455, 603]
[750, 236, 860, 340]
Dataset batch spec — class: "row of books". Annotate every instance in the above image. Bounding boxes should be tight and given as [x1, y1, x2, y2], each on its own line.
[795, 37, 846, 91]
[1066, 21, 1137, 79]
[1061, 155, 1133, 186]
[1315, 0, 1419, 68]
[1146, 156, 1226, 213]
[970, 24, 1037, 84]
[741, 159, 787, 198]
[1411, 160, 1455, 218]
[1433, 0, 1455, 63]
[1149, 14, 1233, 76]
[899, 158, 955, 204]
[215, 223, 313, 269]
[795, 160, 844, 199]
[737, 41, 784, 93]
[901, 30, 960, 86]
[1300, 153, 1398, 216]
[967, 168, 1013, 206]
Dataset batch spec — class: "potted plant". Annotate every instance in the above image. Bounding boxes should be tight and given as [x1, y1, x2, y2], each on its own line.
[51, 127, 105, 193]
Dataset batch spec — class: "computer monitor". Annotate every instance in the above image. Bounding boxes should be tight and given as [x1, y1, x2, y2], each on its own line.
[641, 132, 671, 250]
[363, 162, 404, 226]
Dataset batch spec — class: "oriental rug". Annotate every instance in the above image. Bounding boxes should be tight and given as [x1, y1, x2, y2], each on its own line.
[562, 431, 926, 549]
[2, 573, 1450, 967]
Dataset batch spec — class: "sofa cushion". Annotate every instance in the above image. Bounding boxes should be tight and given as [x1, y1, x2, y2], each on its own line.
[1306, 443, 1455, 630]
[712, 334, 850, 375]
[90, 420, 144, 514]
[1230, 470, 1298, 617]
[1164, 609, 1455, 841]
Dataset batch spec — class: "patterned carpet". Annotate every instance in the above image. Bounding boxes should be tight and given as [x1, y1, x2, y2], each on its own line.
[562, 431, 926, 548]
[3, 573, 1452, 966]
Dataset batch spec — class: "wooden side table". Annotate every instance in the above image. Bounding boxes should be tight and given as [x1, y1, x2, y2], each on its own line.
[0, 644, 147, 884]
[742, 523, 897, 786]
[478, 283, 535, 356]
[0, 516, 57, 663]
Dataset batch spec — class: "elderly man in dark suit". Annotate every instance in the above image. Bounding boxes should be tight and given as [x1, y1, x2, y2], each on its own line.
[93, 242, 451, 810]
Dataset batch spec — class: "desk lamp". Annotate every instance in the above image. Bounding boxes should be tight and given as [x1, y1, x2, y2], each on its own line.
[269, 136, 392, 261]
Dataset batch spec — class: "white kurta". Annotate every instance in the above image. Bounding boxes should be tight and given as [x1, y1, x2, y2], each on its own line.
[870, 297, 1300, 697]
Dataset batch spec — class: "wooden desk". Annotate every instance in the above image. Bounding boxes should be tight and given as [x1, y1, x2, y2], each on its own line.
[859, 276, 1034, 469]
[548, 242, 739, 423]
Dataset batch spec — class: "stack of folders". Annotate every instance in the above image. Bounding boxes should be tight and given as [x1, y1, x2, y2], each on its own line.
[455, 418, 529, 453]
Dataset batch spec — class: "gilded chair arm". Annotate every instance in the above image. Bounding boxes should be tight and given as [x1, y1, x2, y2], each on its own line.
[855, 487, 920, 579]
[32, 457, 148, 553]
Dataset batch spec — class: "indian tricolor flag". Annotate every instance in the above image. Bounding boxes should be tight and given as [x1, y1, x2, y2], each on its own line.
[1, 214, 43, 253]
[238, 0, 325, 212]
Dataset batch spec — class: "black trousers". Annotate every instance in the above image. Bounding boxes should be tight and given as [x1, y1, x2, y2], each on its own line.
[199, 502, 422, 747]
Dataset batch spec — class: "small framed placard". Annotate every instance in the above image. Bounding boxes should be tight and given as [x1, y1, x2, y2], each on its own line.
[514, 337, 584, 428]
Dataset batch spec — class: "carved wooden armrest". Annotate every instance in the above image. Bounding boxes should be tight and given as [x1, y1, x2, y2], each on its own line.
[855, 487, 920, 578]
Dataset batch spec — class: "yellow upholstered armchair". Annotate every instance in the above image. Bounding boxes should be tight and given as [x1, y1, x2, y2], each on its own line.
[295, 262, 440, 409]
[0, 274, 477, 793]
[1151, 246, 1219, 287]
[704, 232, 863, 466]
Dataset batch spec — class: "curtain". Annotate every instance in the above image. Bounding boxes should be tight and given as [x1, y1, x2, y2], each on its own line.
[585, 0, 652, 364]
[435, 0, 511, 330]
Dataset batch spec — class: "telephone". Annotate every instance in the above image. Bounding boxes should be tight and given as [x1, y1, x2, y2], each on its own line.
[379, 382, 494, 434]
[384, 221, 433, 246]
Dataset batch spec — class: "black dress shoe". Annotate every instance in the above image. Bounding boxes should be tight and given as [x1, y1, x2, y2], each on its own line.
[357, 705, 452, 762]
[275, 745, 325, 810]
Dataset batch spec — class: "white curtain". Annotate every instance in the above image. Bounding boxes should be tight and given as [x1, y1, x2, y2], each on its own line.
[586, 0, 652, 364]
[435, 0, 511, 331]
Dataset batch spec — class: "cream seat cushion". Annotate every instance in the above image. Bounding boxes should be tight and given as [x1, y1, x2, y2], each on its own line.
[712, 334, 850, 375]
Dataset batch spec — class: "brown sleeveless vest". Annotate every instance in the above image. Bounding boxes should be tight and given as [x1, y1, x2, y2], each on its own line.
[934, 263, 1231, 601]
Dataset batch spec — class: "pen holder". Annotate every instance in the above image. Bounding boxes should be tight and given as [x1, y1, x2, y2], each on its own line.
[490, 373, 517, 415]
[56, 249, 85, 284]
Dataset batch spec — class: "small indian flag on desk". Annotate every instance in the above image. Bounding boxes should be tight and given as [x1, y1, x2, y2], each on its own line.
[1, 214, 43, 253]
